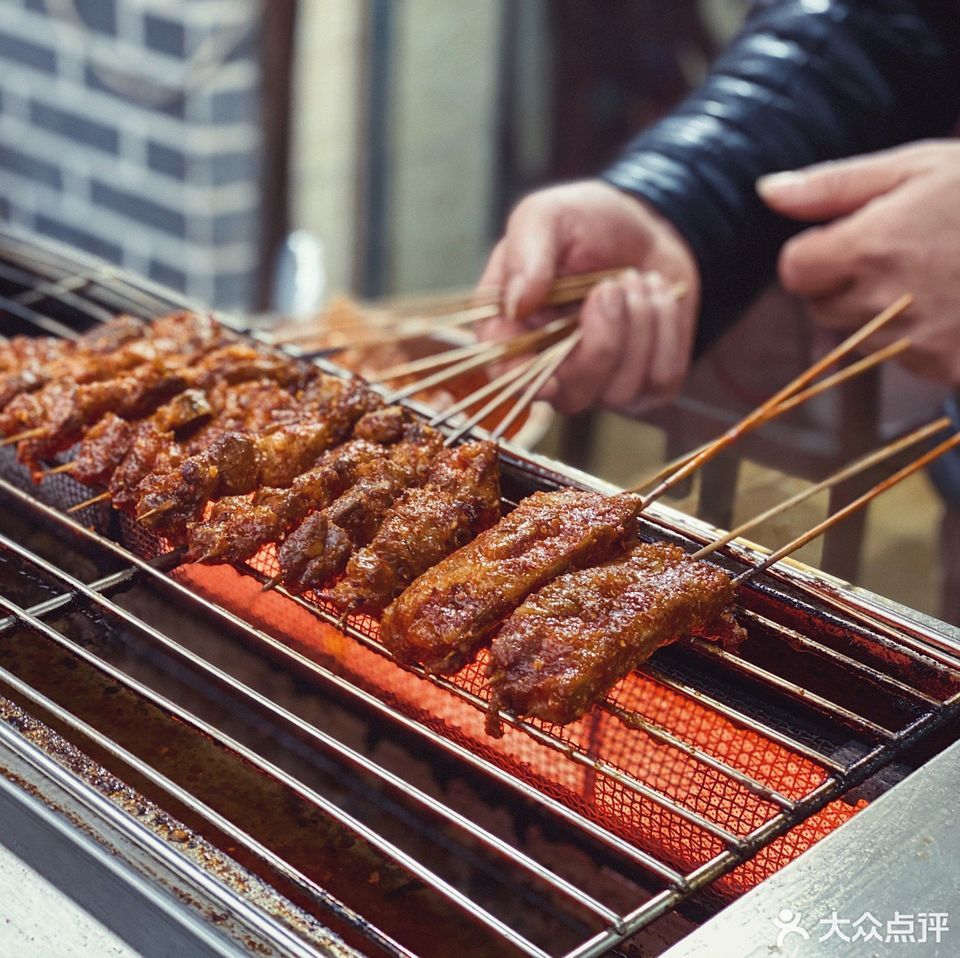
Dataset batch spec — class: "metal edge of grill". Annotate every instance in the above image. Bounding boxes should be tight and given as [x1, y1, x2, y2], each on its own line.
[3, 223, 960, 958]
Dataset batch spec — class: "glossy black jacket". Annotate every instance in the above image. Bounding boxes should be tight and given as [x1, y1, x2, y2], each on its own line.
[601, 0, 960, 351]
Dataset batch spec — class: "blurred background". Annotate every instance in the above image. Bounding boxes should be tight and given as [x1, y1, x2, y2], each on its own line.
[0, 0, 952, 621]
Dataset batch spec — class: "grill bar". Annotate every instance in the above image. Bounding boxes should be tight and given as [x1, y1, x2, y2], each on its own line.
[686, 639, 899, 740]
[0, 588, 555, 958]
[734, 608, 944, 706]
[0, 662, 416, 958]
[0, 530, 623, 928]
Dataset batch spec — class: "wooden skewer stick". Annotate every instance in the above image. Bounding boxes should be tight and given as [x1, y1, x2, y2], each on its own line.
[382, 315, 577, 404]
[490, 332, 583, 442]
[635, 294, 913, 505]
[66, 491, 111, 513]
[0, 427, 46, 447]
[442, 334, 579, 446]
[372, 338, 499, 383]
[428, 351, 545, 428]
[266, 268, 625, 345]
[137, 502, 175, 523]
[633, 336, 912, 493]
[39, 461, 77, 478]
[733, 428, 960, 585]
[692, 415, 952, 561]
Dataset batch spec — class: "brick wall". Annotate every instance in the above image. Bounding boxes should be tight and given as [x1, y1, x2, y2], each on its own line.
[0, 0, 267, 310]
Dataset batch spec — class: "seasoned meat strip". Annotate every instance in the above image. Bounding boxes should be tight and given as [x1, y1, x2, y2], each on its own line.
[186, 405, 427, 565]
[485, 542, 740, 734]
[276, 422, 443, 594]
[323, 440, 501, 616]
[379, 489, 641, 675]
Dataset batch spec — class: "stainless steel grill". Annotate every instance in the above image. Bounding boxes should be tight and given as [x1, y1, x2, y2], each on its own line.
[3, 224, 960, 958]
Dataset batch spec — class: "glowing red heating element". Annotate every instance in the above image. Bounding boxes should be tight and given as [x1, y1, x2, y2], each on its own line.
[176, 562, 865, 900]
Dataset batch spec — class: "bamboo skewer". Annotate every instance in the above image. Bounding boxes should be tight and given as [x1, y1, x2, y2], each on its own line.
[66, 491, 110, 513]
[692, 415, 952, 561]
[732, 429, 960, 585]
[382, 316, 577, 404]
[633, 294, 913, 504]
[633, 336, 912, 493]
[266, 268, 625, 346]
[0, 427, 46, 447]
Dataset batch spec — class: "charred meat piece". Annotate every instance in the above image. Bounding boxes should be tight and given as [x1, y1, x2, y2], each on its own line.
[485, 542, 740, 734]
[187, 438, 386, 564]
[136, 379, 382, 539]
[187, 407, 421, 565]
[379, 488, 639, 675]
[276, 424, 444, 593]
[0, 312, 233, 412]
[324, 440, 500, 616]
[69, 390, 212, 486]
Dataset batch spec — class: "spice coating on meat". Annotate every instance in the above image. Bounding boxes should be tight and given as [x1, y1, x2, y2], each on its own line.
[324, 440, 501, 616]
[485, 542, 738, 733]
[276, 423, 444, 592]
[379, 489, 640, 675]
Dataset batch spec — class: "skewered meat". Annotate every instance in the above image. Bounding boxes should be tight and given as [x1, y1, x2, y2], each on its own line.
[69, 390, 212, 486]
[323, 439, 501, 616]
[188, 406, 427, 565]
[379, 489, 641, 674]
[275, 421, 444, 593]
[0, 314, 144, 374]
[108, 380, 296, 513]
[135, 377, 382, 538]
[485, 542, 741, 734]
[0, 312, 233, 411]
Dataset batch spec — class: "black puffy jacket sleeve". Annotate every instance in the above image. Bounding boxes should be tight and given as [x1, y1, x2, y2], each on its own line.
[601, 0, 960, 352]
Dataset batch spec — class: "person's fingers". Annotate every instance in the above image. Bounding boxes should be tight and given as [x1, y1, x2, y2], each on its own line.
[600, 270, 656, 409]
[757, 148, 916, 221]
[500, 197, 562, 321]
[644, 271, 686, 398]
[550, 278, 627, 414]
[777, 221, 860, 299]
[476, 239, 507, 293]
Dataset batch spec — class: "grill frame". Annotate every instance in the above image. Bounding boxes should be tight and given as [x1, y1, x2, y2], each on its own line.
[3, 224, 960, 958]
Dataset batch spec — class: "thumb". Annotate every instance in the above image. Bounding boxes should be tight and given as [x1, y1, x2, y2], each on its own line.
[757, 151, 914, 221]
[500, 199, 561, 321]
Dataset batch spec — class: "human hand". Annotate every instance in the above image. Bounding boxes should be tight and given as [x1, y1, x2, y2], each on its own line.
[477, 180, 700, 415]
[758, 140, 960, 383]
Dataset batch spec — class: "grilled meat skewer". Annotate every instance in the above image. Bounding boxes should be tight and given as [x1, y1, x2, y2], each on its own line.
[0, 313, 146, 374]
[485, 542, 742, 734]
[188, 405, 428, 566]
[322, 439, 501, 617]
[276, 421, 444, 594]
[135, 377, 382, 539]
[108, 379, 303, 513]
[379, 489, 641, 675]
[0, 312, 234, 412]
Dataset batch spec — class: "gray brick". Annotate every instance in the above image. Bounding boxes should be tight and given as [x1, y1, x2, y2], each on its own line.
[30, 100, 120, 154]
[0, 30, 57, 74]
[0, 143, 62, 189]
[214, 271, 256, 309]
[144, 14, 186, 57]
[72, 0, 117, 34]
[210, 86, 258, 125]
[148, 259, 188, 293]
[34, 214, 123, 265]
[211, 150, 259, 185]
[212, 209, 257, 245]
[146, 140, 187, 180]
[84, 65, 186, 120]
[91, 179, 187, 237]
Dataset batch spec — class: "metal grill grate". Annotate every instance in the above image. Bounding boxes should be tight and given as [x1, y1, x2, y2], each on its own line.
[3, 224, 960, 958]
